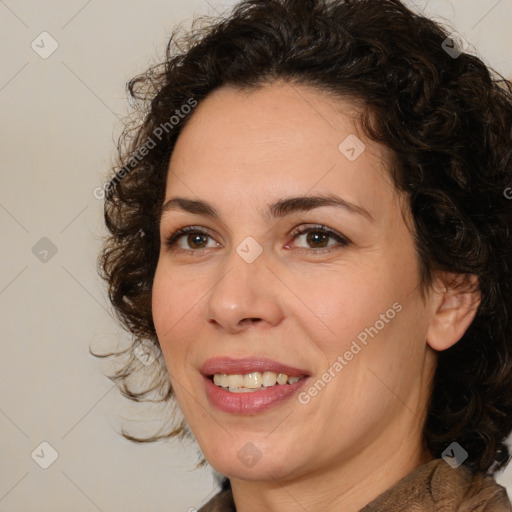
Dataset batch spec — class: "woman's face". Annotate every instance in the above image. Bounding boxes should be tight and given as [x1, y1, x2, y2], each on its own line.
[152, 81, 438, 482]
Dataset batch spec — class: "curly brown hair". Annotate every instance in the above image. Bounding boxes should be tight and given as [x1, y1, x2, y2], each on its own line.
[96, 0, 512, 475]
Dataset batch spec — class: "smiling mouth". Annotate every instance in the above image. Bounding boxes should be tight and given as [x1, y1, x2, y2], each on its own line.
[202, 358, 311, 414]
[209, 372, 307, 392]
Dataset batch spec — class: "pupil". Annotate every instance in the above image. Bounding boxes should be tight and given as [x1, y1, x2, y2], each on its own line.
[189, 234, 207, 248]
[307, 232, 328, 248]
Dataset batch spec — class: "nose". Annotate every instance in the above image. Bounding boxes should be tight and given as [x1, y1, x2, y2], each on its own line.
[205, 245, 284, 334]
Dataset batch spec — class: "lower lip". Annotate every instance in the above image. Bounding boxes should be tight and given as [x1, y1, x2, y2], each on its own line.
[203, 375, 309, 414]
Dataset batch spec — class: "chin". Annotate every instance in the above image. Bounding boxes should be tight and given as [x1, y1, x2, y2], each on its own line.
[202, 440, 305, 483]
[210, 457, 296, 482]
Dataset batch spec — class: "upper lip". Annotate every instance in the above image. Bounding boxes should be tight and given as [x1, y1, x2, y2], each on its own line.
[200, 357, 310, 377]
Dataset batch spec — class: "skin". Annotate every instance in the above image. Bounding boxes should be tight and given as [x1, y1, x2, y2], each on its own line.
[152, 81, 480, 512]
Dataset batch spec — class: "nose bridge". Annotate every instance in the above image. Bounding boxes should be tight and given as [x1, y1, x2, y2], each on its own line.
[205, 238, 282, 330]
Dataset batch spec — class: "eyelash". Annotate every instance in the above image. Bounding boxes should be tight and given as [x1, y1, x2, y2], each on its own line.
[164, 224, 351, 255]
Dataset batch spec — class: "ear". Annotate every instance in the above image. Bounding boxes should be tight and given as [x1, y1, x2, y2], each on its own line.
[426, 273, 481, 352]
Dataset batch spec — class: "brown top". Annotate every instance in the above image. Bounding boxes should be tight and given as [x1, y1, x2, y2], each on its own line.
[198, 458, 512, 511]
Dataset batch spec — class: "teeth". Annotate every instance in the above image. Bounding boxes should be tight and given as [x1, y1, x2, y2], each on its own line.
[213, 374, 229, 387]
[276, 373, 288, 385]
[262, 371, 277, 387]
[228, 374, 244, 388]
[243, 372, 262, 389]
[212, 371, 304, 391]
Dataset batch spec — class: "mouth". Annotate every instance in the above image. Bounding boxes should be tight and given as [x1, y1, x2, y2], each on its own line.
[207, 371, 307, 392]
[200, 357, 311, 414]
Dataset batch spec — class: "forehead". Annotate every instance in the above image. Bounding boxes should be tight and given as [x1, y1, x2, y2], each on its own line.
[165, 80, 398, 220]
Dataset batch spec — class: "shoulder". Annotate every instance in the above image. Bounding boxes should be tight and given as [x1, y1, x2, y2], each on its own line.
[435, 461, 512, 512]
[362, 458, 512, 511]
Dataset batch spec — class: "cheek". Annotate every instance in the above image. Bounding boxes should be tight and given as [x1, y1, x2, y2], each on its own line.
[290, 265, 402, 356]
[297, 271, 427, 426]
[294, 247, 421, 375]
[151, 264, 201, 366]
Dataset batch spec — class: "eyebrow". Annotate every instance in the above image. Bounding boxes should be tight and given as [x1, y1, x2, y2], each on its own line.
[160, 193, 374, 223]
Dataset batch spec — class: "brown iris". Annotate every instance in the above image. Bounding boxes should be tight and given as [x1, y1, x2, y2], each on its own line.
[306, 231, 329, 248]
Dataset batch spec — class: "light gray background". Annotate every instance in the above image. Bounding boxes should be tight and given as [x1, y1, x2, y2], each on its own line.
[1, 1, 511, 510]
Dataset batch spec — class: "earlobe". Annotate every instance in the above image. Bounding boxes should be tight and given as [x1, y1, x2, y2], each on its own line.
[426, 273, 481, 352]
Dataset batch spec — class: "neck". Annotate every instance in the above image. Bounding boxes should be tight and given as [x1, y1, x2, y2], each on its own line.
[230, 419, 435, 512]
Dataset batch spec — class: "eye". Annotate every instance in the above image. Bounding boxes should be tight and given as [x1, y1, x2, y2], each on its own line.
[288, 224, 350, 253]
[163, 224, 350, 254]
[164, 226, 219, 251]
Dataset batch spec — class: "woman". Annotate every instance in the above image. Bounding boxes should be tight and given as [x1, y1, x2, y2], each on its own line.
[97, 0, 512, 510]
